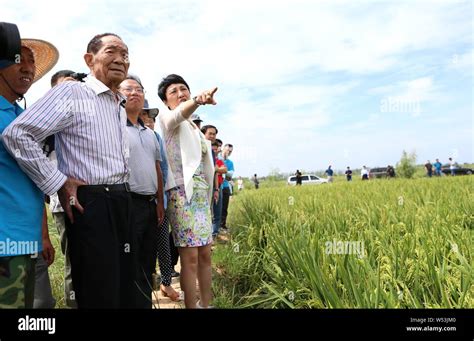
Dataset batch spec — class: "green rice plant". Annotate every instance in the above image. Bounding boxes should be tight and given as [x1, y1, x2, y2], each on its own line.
[212, 176, 474, 308]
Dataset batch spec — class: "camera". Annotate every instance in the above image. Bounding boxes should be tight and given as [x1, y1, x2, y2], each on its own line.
[71, 72, 87, 82]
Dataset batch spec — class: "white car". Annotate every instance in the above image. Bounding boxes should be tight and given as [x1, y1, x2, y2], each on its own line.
[287, 174, 329, 186]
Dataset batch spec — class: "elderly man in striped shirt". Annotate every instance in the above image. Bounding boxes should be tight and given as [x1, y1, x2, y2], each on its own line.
[3, 33, 136, 308]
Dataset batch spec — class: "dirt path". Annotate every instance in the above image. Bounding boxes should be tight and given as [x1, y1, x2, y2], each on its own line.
[152, 262, 185, 309]
[151, 233, 230, 309]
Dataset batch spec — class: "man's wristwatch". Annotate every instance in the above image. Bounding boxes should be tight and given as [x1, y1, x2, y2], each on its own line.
[214, 188, 219, 192]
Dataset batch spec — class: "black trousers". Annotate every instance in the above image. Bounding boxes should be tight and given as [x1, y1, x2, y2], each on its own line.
[131, 195, 159, 309]
[66, 185, 136, 309]
[220, 187, 231, 228]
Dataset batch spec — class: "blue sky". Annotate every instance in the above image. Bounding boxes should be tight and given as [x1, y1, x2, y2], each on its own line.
[3, 0, 472, 177]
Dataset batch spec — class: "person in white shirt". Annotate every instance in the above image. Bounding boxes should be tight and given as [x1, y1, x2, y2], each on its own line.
[448, 157, 456, 176]
[237, 176, 244, 191]
[361, 166, 369, 180]
[157, 74, 217, 309]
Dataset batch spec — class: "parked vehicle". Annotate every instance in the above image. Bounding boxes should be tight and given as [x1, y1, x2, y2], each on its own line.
[288, 174, 329, 186]
[369, 167, 390, 179]
[441, 165, 473, 175]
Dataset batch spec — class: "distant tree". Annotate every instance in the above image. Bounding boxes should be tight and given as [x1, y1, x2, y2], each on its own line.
[267, 167, 283, 181]
[396, 150, 417, 178]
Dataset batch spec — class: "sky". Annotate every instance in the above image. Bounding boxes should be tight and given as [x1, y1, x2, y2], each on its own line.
[2, 0, 472, 177]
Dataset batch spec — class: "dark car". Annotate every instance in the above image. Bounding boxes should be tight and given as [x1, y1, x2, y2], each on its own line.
[369, 167, 395, 179]
[441, 164, 473, 175]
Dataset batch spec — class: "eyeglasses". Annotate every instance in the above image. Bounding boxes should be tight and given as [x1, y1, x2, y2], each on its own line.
[121, 87, 145, 94]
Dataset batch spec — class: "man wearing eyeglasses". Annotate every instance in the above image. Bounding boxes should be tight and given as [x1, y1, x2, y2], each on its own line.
[119, 75, 165, 308]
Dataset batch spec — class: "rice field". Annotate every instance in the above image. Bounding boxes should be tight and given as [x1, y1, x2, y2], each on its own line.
[212, 176, 473, 308]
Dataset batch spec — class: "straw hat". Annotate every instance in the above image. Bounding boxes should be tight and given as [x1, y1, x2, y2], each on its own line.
[0, 22, 59, 83]
[21, 39, 59, 83]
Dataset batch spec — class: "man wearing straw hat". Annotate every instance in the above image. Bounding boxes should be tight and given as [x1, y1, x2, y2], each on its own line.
[0, 22, 58, 308]
[3, 32, 136, 308]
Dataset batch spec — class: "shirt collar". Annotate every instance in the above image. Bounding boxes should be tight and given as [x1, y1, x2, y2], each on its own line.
[126, 117, 146, 129]
[85, 75, 125, 97]
[86, 75, 127, 107]
[85, 75, 110, 95]
[0, 95, 23, 114]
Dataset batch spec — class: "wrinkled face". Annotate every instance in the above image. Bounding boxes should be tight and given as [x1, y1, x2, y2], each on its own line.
[204, 127, 217, 142]
[0, 47, 35, 101]
[85, 35, 129, 89]
[164, 83, 190, 110]
[119, 79, 144, 113]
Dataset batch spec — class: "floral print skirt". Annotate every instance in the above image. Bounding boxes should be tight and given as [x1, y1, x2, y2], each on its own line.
[167, 175, 212, 247]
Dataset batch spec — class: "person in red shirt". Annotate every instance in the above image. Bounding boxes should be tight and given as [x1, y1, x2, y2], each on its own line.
[211, 141, 226, 236]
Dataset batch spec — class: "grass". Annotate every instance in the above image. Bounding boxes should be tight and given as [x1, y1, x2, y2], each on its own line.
[212, 176, 474, 308]
[46, 209, 68, 308]
[47, 175, 473, 308]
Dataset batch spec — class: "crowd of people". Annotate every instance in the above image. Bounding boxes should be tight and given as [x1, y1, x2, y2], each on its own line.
[0, 23, 236, 309]
[294, 157, 457, 184]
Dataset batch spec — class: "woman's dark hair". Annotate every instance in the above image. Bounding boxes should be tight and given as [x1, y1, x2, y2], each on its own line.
[157, 74, 190, 102]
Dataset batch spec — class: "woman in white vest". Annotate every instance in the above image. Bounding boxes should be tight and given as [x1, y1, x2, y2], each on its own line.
[158, 74, 217, 308]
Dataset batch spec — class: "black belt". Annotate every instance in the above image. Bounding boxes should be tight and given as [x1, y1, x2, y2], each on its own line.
[130, 192, 156, 202]
[79, 183, 131, 193]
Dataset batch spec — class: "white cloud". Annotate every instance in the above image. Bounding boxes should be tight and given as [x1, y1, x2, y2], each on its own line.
[448, 48, 473, 71]
[2, 0, 472, 176]
[371, 76, 441, 117]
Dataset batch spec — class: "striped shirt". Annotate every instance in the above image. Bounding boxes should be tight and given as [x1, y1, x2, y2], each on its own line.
[2, 76, 130, 196]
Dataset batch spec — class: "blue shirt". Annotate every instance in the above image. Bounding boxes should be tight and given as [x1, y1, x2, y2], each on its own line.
[434, 162, 442, 171]
[222, 159, 234, 189]
[154, 131, 169, 209]
[326, 168, 334, 176]
[0, 96, 43, 256]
